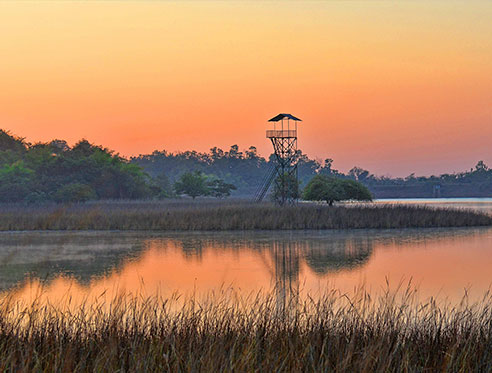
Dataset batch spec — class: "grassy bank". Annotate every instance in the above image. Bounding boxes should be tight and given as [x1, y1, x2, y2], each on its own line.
[0, 201, 492, 231]
[1, 288, 492, 371]
[0, 200, 491, 231]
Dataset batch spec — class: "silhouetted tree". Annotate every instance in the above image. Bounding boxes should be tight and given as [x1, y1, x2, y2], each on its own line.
[348, 166, 370, 181]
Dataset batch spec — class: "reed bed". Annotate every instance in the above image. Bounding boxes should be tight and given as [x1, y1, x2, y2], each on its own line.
[0, 200, 490, 231]
[1, 286, 492, 371]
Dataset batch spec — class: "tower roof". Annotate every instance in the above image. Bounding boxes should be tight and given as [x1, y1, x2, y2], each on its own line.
[268, 113, 302, 122]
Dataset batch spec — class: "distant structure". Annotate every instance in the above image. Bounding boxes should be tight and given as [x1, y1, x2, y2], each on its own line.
[255, 113, 301, 204]
[433, 184, 441, 198]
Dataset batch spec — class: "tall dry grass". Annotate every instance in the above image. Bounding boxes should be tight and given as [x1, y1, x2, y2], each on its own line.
[0, 286, 491, 371]
[0, 200, 490, 231]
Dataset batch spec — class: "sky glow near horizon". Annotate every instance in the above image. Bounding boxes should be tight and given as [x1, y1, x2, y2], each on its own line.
[1, 1, 492, 176]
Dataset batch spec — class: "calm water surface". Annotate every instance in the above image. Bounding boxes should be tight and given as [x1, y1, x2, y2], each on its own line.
[1, 226, 492, 307]
[373, 198, 492, 213]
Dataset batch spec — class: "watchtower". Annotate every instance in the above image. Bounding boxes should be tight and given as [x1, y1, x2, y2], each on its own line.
[255, 113, 301, 204]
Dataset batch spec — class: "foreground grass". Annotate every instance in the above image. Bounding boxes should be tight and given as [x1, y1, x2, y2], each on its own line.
[0, 200, 491, 231]
[1, 287, 492, 372]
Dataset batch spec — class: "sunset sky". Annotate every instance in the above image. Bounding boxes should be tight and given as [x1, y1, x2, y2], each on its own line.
[1, 1, 492, 176]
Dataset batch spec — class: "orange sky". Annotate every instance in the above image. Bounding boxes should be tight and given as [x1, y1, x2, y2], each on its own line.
[1, 1, 492, 176]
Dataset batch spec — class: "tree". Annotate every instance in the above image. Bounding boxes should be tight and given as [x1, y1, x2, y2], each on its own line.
[0, 129, 162, 203]
[340, 179, 373, 201]
[303, 175, 372, 205]
[272, 173, 300, 204]
[0, 161, 34, 202]
[53, 183, 96, 203]
[475, 160, 489, 172]
[154, 172, 174, 198]
[49, 139, 70, 154]
[174, 171, 209, 199]
[348, 166, 370, 181]
[207, 178, 237, 198]
[0, 130, 27, 153]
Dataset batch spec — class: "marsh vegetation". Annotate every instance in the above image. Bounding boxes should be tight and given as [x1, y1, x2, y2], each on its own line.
[0, 201, 490, 231]
[0, 287, 492, 371]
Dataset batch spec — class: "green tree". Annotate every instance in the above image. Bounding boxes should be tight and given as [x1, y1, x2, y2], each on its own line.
[0, 161, 35, 202]
[53, 183, 97, 203]
[303, 175, 372, 205]
[341, 179, 373, 201]
[0, 130, 27, 154]
[272, 173, 300, 204]
[174, 171, 209, 199]
[207, 178, 236, 198]
[0, 130, 163, 203]
[154, 172, 174, 198]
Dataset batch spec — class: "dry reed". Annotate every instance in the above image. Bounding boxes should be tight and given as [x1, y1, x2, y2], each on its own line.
[0, 200, 490, 231]
[0, 285, 491, 371]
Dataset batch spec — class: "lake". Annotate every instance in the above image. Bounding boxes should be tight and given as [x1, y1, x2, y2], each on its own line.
[373, 198, 492, 213]
[1, 224, 492, 308]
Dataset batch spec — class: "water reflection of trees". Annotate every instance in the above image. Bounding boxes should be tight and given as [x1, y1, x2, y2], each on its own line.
[262, 237, 373, 310]
[0, 232, 147, 291]
[171, 233, 374, 288]
[169, 234, 374, 312]
[303, 238, 373, 275]
[0, 228, 486, 294]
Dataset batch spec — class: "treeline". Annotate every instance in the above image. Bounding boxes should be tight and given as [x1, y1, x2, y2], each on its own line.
[131, 145, 338, 196]
[0, 130, 159, 203]
[349, 161, 492, 198]
[0, 130, 248, 202]
[2, 128, 492, 202]
[132, 146, 492, 198]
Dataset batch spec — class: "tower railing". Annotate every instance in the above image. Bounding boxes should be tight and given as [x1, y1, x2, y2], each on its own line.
[266, 130, 297, 138]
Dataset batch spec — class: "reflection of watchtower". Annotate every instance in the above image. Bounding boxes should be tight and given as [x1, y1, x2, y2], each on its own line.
[256, 240, 301, 315]
[255, 113, 302, 204]
[272, 240, 300, 311]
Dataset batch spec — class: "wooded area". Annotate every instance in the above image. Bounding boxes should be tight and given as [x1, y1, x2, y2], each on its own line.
[2, 129, 492, 202]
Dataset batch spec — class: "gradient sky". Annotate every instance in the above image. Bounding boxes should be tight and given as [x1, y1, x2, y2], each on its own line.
[1, 1, 492, 176]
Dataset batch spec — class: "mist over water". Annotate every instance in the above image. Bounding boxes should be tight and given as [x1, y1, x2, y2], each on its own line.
[2, 226, 492, 309]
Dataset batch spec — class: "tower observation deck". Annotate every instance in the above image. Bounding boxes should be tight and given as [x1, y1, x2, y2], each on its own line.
[255, 113, 301, 204]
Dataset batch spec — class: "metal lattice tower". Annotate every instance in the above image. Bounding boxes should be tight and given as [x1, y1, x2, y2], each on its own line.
[255, 113, 301, 205]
